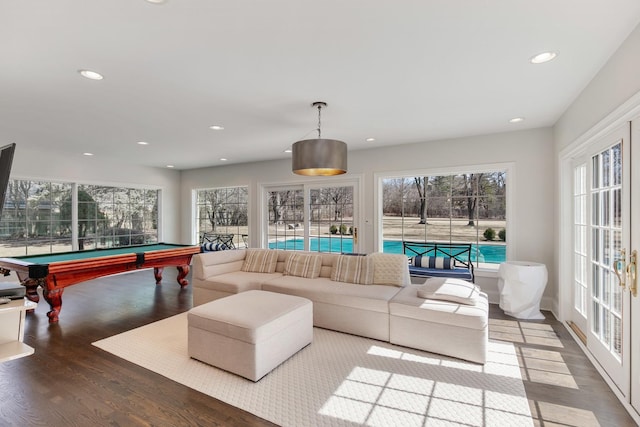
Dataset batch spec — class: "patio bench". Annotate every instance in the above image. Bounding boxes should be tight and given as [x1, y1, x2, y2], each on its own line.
[402, 241, 475, 282]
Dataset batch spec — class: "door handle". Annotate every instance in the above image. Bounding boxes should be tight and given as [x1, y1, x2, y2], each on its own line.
[628, 250, 637, 297]
[614, 248, 627, 290]
[353, 227, 358, 245]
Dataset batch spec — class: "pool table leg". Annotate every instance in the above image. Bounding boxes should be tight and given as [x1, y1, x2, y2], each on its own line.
[42, 287, 63, 323]
[176, 265, 190, 287]
[153, 266, 190, 287]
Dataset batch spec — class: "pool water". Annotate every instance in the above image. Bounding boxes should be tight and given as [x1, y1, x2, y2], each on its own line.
[268, 238, 506, 264]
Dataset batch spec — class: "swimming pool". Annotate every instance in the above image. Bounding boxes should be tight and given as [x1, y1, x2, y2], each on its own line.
[268, 238, 506, 263]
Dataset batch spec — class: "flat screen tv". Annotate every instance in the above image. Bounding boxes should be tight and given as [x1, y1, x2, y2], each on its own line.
[0, 143, 16, 218]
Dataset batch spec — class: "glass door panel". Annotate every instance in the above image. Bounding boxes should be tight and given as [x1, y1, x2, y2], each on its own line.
[586, 125, 630, 396]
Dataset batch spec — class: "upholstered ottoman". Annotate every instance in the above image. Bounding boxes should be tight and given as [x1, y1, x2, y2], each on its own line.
[188, 290, 313, 381]
[389, 280, 489, 364]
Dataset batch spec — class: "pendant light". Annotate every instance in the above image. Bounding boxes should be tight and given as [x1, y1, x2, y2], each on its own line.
[292, 102, 347, 176]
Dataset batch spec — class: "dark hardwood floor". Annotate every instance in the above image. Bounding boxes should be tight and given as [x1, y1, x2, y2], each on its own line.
[0, 270, 637, 426]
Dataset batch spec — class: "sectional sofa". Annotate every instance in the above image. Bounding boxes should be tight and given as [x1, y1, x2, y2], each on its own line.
[191, 248, 489, 363]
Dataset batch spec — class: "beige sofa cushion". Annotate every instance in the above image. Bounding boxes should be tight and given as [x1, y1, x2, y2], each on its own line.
[418, 277, 481, 305]
[283, 252, 323, 279]
[194, 271, 282, 294]
[389, 285, 488, 330]
[368, 252, 410, 287]
[262, 276, 401, 313]
[330, 255, 373, 285]
[242, 249, 278, 273]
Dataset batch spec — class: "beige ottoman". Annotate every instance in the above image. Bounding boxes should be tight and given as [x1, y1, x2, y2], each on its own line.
[389, 284, 489, 364]
[188, 290, 313, 381]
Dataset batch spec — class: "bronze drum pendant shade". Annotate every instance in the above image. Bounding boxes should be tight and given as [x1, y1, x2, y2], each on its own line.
[292, 138, 347, 176]
[292, 102, 347, 176]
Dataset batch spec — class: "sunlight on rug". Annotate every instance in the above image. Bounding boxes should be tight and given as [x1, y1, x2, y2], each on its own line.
[93, 313, 533, 427]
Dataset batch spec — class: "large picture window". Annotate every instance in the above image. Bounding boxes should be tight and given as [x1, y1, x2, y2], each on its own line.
[0, 180, 159, 256]
[195, 186, 248, 248]
[381, 170, 507, 268]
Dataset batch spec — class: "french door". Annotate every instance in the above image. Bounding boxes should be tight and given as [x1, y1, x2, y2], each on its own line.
[264, 181, 360, 254]
[572, 121, 639, 412]
[630, 118, 640, 414]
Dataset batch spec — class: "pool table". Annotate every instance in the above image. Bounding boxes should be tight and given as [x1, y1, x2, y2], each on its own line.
[0, 243, 202, 323]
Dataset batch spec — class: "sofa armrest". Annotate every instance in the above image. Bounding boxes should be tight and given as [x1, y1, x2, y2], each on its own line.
[192, 250, 247, 281]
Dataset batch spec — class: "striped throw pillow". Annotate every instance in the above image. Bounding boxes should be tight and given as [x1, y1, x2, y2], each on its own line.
[241, 249, 278, 273]
[331, 255, 373, 285]
[283, 252, 323, 279]
[412, 255, 455, 269]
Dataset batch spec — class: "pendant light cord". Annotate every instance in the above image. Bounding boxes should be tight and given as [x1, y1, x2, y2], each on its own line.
[317, 104, 322, 139]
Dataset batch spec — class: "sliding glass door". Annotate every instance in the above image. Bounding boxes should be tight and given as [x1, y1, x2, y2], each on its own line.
[265, 181, 359, 253]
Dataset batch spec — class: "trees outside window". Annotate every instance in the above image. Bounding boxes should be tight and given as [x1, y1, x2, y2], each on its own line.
[381, 171, 507, 267]
[0, 180, 158, 256]
[195, 186, 248, 247]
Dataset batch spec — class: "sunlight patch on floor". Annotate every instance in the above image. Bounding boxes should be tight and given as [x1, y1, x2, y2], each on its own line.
[529, 400, 601, 427]
[490, 318, 564, 348]
[319, 343, 533, 427]
[518, 347, 578, 389]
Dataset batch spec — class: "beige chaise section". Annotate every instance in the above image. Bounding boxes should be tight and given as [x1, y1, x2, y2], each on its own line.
[389, 284, 489, 364]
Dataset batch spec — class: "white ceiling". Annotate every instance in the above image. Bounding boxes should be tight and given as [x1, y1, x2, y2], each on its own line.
[2, 0, 640, 170]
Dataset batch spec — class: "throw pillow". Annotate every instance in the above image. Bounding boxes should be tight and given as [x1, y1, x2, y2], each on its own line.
[368, 252, 408, 287]
[417, 277, 480, 305]
[411, 255, 454, 269]
[241, 249, 278, 273]
[283, 252, 323, 279]
[331, 255, 373, 285]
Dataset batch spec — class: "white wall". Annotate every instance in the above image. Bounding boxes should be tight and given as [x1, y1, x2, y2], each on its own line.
[9, 146, 183, 243]
[181, 127, 555, 307]
[553, 22, 640, 318]
[554, 23, 640, 151]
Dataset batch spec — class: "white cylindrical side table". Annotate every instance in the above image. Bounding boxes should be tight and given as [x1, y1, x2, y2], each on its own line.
[497, 261, 548, 320]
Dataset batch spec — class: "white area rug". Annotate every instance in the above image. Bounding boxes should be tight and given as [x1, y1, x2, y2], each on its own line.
[93, 313, 533, 427]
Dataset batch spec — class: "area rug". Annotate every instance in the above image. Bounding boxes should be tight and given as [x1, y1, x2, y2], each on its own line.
[93, 313, 533, 426]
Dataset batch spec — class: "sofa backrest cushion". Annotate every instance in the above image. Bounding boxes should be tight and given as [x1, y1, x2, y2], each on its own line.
[331, 255, 373, 285]
[368, 252, 410, 287]
[283, 252, 323, 279]
[241, 249, 278, 273]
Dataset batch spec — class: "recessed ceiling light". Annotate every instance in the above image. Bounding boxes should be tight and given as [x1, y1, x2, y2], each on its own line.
[509, 117, 525, 123]
[83, 152, 94, 156]
[284, 148, 292, 153]
[137, 141, 149, 145]
[145, 0, 167, 4]
[166, 164, 175, 168]
[209, 125, 224, 130]
[530, 51, 558, 64]
[220, 158, 228, 161]
[78, 69, 104, 80]
[365, 137, 376, 142]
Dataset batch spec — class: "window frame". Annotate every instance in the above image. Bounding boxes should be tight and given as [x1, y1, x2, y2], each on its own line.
[374, 162, 514, 272]
[0, 178, 161, 255]
[193, 185, 249, 248]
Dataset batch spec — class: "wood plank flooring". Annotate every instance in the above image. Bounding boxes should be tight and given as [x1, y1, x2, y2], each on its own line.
[0, 269, 637, 426]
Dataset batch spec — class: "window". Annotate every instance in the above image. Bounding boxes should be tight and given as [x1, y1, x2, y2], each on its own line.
[265, 183, 357, 253]
[195, 186, 248, 248]
[0, 179, 159, 256]
[77, 184, 159, 250]
[380, 171, 507, 267]
[0, 180, 72, 256]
